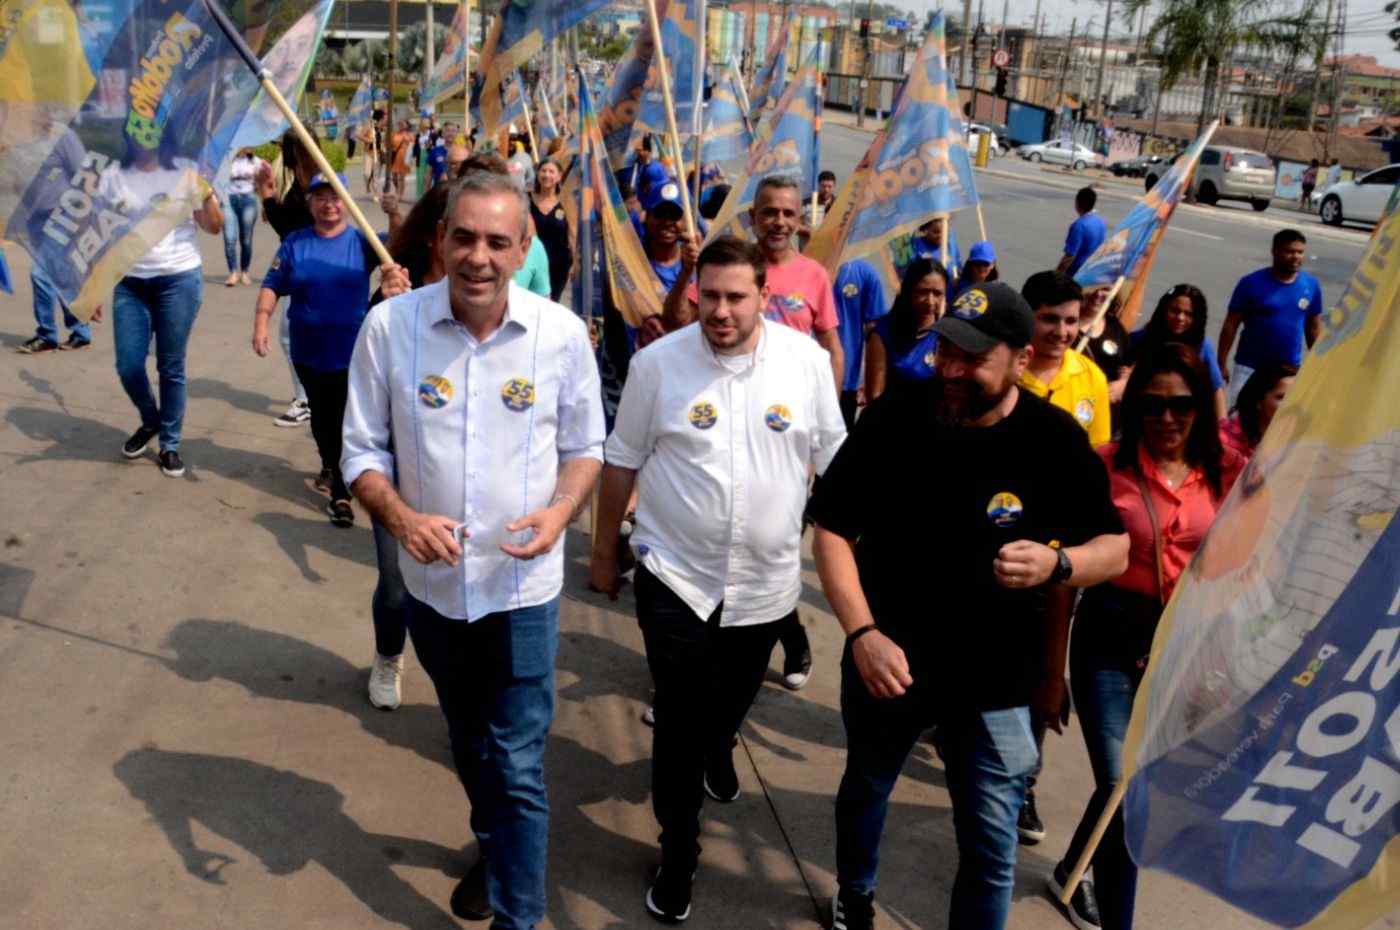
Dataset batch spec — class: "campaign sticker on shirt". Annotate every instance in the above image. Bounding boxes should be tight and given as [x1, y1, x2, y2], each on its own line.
[778, 293, 806, 314]
[1075, 397, 1095, 425]
[501, 378, 536, 412]
[554, 207, 565, 221]
[1100, 339, 1119, 356]
[841, 282, 860, 298]
[951, 288, 989, 319]
[987, 492, 1024, 527]
[923, 350, 937, 367]
[418, 375, 453, 408]
[1298, 297, 1310, 310]
[688, 401, 718, 430]
[764, 404, 793, 432]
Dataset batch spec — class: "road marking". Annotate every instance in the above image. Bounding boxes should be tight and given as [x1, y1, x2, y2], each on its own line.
[1170, 227, 1225, 241]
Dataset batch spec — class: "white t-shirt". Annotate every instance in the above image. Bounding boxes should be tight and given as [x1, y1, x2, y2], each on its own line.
[98, 159, 203, 279]
[227, 154, 262, 196]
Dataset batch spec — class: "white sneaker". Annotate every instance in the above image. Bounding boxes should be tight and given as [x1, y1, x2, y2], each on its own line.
[368, 653, 404, 710]
[274, 400, 311, 427]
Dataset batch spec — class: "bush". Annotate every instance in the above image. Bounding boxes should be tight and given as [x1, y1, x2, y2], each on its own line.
[249, 137, 347, 174]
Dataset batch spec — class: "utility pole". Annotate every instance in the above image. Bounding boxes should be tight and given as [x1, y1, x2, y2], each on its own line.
[1327, 0, 1345, 156]
[962, 0, 974, 84]
[1093, 0, 1112, 117]
[857, 0, 874, 126]
[999, 0, 1008, 49]
[1307, 0, 1336, 139]
[1055, 16, 1076, 125]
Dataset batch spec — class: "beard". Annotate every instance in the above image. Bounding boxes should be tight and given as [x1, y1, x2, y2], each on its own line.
[932, 373, 1014, 426]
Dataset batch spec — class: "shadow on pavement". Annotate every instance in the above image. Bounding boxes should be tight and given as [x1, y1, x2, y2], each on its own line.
[112, 748, 462, 929]
[251, 511, 376, 582]
[187, 376, 280, 418]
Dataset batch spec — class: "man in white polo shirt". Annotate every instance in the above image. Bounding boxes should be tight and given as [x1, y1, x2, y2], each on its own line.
[341, 170, 605, 930]
[590, 236, 847, 924]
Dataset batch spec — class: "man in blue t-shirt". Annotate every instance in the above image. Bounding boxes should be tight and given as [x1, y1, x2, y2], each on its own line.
[1057, 186, 1106, 276]
[427, 136, 449, 186]
[1217, 228, 1324, 406]
[833, 258, 888, 429]
[910, 217, 962, 280]
[629, 135, 670, 201]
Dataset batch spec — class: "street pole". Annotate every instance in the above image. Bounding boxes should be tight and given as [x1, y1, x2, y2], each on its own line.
[857, 0, 873, 127]
[1327, 0, 1346, 157]
[463, 0, 471, 135]
[1093, 0, 1112, 117]
[962, 0, 973, 84]
[1055, 16, 1076, 129]
[1307, 0, 1336, 139]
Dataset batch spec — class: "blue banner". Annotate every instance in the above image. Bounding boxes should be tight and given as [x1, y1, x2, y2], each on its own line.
[596, 7, 665, 171]
[697, 58, 752, 165]
[346, 75, 373, 133]
[629, 0, 703, 147]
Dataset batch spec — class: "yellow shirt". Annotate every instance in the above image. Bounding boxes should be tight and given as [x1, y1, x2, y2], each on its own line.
[1020, 348, 1112, 448]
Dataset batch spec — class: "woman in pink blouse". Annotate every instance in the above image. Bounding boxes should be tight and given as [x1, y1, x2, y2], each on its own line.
[1219, 363, 1297, 459]
[1049, 343, 1245, 930]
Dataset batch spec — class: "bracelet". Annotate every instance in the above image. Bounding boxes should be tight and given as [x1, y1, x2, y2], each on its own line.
[551, 493, 580, 514]
[846, 623, 879, 646]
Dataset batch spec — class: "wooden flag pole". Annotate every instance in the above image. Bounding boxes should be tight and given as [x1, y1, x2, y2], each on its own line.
[462, 0, 472, 136]
[1059, 781, 1128, 906]
[642, 0, 697, 238]
[518, 78, 540, 160]
[201, 0, 393, 267]
[939, 213, 956, 283]
[976, 203, 988, 241]
[1074, 275, 1126, 352]
[384, 0, 398, 194]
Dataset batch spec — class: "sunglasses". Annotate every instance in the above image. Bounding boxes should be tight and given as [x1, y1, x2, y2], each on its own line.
[1140, 395, 1196, 418]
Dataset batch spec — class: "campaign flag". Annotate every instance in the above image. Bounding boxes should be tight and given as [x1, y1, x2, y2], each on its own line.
[805, 13, 977, 292]
[627, 0, 704, 155]
[537, 83, 559, 143]
[0, 243, 11, 295]
[421, 2, 471, 107]
[346, 75, 373, 133]
[748, 18, 791, 123]
[1117, 200, 1400, 930]
[705, 49, 821, 242]
[1073, 122, 1217, 331]
[221, 0, 336, 153]
[0, 0, 319, 318]
[475, 0, 609, 136]
[694, 58, 752, 165]
[501, 70, 527, 128]
[596, 1, 671, 171]
[575, 74, 663, 329]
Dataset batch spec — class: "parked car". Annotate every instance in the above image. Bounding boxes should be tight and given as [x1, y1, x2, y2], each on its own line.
[1146, 145, 1276, 211]
[1017, 140, 1103, 170]
[1111, 154, 1166, 178]
[968, 123, 1003, 157]
[1316, 164, 1400, 227]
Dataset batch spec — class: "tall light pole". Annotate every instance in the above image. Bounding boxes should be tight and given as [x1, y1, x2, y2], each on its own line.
[1093, 0, 1112, 117]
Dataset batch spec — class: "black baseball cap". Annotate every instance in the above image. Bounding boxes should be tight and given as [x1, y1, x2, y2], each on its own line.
[932, 281, 1034, 353]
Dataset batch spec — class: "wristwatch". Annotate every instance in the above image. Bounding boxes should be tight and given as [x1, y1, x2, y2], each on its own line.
[1049, 546, 1074, 584]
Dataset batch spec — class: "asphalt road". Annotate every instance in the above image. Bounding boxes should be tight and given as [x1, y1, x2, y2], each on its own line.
[818, 122, 1371, 347]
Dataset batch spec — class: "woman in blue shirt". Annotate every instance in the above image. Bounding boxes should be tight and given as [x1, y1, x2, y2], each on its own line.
[252, 173, 409, 526]
[1130, 284, 1227, 418]
[867, 258, 949, 401]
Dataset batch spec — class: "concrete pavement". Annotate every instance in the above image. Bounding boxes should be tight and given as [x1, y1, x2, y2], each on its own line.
[0, 190, 1356, 930]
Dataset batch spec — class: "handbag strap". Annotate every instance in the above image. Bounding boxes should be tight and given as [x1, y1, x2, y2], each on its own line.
[1134, 468, 1169, 605]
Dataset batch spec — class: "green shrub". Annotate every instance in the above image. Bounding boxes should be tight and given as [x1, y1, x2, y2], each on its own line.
[249, 137, 347, 174]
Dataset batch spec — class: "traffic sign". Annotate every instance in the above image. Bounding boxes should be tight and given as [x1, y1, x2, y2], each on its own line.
[992, 48, 1010, 68]
[885, 17, 908, 29]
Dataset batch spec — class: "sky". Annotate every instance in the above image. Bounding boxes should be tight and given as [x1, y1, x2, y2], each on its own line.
[906, 0, 1400, 69]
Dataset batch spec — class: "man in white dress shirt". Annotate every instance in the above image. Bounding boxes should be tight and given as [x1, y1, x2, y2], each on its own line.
[589, 236, 847, 924]
[342, 170, 605, 930]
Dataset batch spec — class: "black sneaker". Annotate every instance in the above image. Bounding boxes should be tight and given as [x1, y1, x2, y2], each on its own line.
[327, 499, 355, 527]
[782, 640, 813, 691]
[450, 857, 493, 921]
[58, 333, 91, 351]
[122, 425, 159, 459]
[158, 450, 185, 477]
[703, 747, 740, 803]
[645, 866, 692, 923]
[1047, 861, 1102, 930]
[17, 336, 58, 354]
[1018, 788, 1046, 845]
[831, 887, 875, 930]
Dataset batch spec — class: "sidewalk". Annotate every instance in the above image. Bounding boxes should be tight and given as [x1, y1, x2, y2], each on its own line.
[0, 224, 1278, 930]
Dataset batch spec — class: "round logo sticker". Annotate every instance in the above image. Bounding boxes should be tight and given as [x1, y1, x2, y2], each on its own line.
[554, 207, 565, 221]
[1075, 397, 1095, 425]
[841, 282, 860, 298]
[764, 404, 793, 432]
[923, 350, 937, 367]
[1298, 297, 1310, 310]
[1100, 338, 1119, 356]
[688, 401, 718, 430]
[501, 378, 535, 412]
[418, 375, 453, 408]
[987, 492, 1024, 527]
[951, 288, 989, 319]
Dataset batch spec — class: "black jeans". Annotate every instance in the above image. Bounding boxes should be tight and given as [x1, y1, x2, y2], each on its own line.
[293, 363, 350, 500]
[634, 565, 787, 871]
[839, 389, 860, 431]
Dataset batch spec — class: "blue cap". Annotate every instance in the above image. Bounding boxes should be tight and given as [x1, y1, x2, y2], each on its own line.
[967, 241, 997, 265]
[306, 172, 349, 194]
[642, 178, 684, 215]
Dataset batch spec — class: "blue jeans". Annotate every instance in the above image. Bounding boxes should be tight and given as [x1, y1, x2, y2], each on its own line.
[406, 593, 559, 930]
[222, 192, 257, 273]
[835, 656, 1038, 930]
[112, 269, 203, 452]
[31, 265, 90, 345]
[1060, 589, 1155, 930]
[371, 518, 410, 657]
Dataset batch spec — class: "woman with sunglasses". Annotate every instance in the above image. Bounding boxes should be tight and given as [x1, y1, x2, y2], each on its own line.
[1220, 363, 1298, 459]
[864, 258, 949, 401]
[1131, 284, 1227, 418]
[1048, 343, 1245, 930]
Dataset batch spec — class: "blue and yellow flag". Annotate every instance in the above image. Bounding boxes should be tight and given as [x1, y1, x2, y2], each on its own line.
[536, 83, 559, 143]
[627, 0, 704, 152]
[748, 18, 790, 123]
[575, 74, 663, 329]
[596, 2, 670, 171]
[705, 49, 821, 242]
[475, 0, 609, 137]
[0, 243, 11, 295]
[1074, 122, 1217, 330]
[805, 12, 977, 294]
[696, 58, 752, 165]
[1119, 201, 1400, 930]
[223, 0, 336, 152]
[501, 70, 527, 129]
[0, 0, 321, 317]
[346, 75, 373, 135]
[421, 2, 470, 107]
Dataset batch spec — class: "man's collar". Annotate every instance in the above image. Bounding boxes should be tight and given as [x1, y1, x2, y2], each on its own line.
[427, 279, 532, 333]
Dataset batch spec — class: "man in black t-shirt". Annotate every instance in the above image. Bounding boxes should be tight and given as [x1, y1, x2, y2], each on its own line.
[809, 281, 1128, 930]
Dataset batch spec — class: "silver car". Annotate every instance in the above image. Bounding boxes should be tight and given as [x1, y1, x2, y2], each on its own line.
[1147, 145, 1276, 211]
[1018, 140, 1103, 170]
